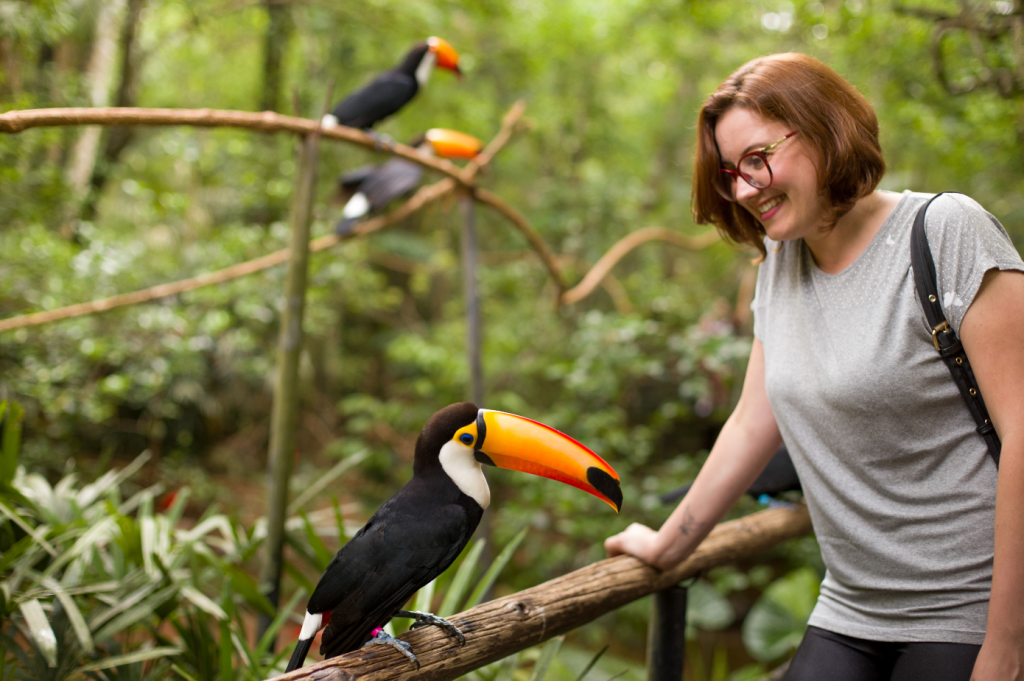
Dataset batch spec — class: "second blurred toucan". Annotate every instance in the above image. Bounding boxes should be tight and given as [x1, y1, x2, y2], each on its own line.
[335, 128, 481, 236]
[284, 402, 621, 672]
[322, 37, 462, 131]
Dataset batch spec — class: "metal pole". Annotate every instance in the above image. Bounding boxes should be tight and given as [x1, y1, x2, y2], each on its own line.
[257, 86, 330, 643]
[647, 585, 688, 681]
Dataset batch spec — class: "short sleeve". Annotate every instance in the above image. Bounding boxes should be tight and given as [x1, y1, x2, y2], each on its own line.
[924, 193, 1024, 334]
[751, 237, 778, 342]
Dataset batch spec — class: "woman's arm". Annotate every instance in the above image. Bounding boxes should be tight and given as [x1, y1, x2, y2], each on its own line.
[959, 269, 1024, 680]
[605, 338, 783, 571]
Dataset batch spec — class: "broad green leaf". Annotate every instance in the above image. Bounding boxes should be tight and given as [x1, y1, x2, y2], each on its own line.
[686, 579, 735, 632]
[332, 496, 349, 544]
[40, 576, 94, 654]
[741, 568, 821, 662]
[0, 500, 56, 557]
[254, 587, 306, 662]
[180, 586, 227, 620]
[225, 565, 275, 618]
[467, 527, 528, 608]
[78, 645, 183, 672]
[438, 539, 485, 617]
[299, 511, 334, 571]
[18, 599, 56, 667]
[288, 449, 368, 513]
[93, 585, 178, 642]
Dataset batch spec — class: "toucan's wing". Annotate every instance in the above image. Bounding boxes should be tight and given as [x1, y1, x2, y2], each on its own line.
[330, 73, 417, 129]
[358, 159, 423, 210]
[338, 164, 380, 190]
[314, 499, 476, 658]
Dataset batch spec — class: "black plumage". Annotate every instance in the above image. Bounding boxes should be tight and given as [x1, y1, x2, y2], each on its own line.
[335, 157, 423, 236]
[328, 43, 430, 130]
[302, 403, 482, 661]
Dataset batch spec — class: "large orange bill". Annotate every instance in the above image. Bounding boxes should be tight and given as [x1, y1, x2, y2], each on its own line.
[427, 37, 461, 77]
[456, 409, 622, 512]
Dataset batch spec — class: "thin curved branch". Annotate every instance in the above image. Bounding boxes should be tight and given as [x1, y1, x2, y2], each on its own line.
[0, 179, 456, 333]
[561, 227, 720, 306]
[0, 107, 475, 186]
[0, 103, 528, 333]
[473, 188, 567, 293]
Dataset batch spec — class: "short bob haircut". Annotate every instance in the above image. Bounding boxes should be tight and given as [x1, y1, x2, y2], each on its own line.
[691, 53, 886, 258]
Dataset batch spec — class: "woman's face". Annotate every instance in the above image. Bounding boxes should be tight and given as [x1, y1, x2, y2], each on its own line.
[714, 107, 829, 243]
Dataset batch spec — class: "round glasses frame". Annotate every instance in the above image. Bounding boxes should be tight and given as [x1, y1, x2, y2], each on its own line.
[716, 131, 799, 202]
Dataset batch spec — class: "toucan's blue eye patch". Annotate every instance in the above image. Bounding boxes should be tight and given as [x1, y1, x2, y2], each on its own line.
[459, 433, 474, 446]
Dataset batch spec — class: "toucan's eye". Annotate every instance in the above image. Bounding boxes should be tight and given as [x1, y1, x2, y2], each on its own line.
[459, 433, 474, 446]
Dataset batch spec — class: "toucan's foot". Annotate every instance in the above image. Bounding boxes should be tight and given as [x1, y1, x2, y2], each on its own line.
[362, 628, 419, 669]
[396, 609, 467, 647]
[369, 131, 395, 152]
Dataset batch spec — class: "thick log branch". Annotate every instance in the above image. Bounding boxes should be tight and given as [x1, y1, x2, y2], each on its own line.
[269, 504, 811, 681]
[561, 227, 720, 306]
[0, 107, 475, 186]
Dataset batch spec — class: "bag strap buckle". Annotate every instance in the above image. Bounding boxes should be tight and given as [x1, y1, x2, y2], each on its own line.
[931, 320, 949, 351]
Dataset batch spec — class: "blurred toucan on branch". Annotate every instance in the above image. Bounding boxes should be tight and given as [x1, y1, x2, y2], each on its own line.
[323, 37, 462, 131]
[334, 128, 482, 236]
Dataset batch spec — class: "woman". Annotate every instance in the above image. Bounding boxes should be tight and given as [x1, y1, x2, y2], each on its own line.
[605, 53, 1024, 680]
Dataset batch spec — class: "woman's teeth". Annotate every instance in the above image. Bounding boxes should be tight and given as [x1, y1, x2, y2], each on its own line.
[759, 196, 783, 215]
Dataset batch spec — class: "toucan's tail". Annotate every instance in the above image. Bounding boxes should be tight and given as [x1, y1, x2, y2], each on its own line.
[335, 217, 359, 236]
[285, 637, 314, 673]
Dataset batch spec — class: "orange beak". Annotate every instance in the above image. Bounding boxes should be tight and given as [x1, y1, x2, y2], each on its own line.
[425, 129, 482, 160]
[453, 409, 622, 513]
[427, 37, 462, 78]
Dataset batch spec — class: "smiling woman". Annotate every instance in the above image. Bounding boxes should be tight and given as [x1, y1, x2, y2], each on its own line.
[605, 53, 1024, 681]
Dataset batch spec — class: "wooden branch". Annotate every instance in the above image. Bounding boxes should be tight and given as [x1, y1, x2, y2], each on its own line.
[0, 179, 456, 333]
[473, 188, 567, 293]
[271, 504, 812, 681]
[0, 107, 475, 187]
[561, 227, 720, 306]
[0, 102, 527, 333]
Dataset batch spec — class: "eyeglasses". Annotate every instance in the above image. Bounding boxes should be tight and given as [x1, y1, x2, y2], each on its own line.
[715, 131, 799, 201]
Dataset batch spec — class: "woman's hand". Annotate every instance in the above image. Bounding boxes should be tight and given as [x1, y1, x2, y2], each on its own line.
[971, 631, 1024, 680]
[604, 522, 666, 568]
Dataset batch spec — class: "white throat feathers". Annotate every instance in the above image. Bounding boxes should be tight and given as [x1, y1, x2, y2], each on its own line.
[415, 51, 436, 87]
[437, 440, 490, 509]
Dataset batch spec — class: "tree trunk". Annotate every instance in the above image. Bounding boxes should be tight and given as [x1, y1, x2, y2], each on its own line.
[63, 0, 128, 234]
[260, 0, 293, 113]
[82, 0, 147, 221]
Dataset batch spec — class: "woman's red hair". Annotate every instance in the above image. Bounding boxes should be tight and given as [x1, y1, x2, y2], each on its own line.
[691, 53, 885, 257]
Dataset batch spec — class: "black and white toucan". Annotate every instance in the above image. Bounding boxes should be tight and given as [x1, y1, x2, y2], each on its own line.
[284, 402, 622, 672]
[322, 37, 462, 131]
[335, 128, 481, 236]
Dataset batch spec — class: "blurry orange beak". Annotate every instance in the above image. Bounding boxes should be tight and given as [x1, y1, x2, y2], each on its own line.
[454, 409, 622, 512]
[425, 129, 482, 160]
[428, 37, 462, 78]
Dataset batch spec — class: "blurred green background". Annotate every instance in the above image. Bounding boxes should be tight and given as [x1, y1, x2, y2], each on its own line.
[1, 0, 1022, 677]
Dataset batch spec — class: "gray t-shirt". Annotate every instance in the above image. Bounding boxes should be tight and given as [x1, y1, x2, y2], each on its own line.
[752, 191, 1024, 644]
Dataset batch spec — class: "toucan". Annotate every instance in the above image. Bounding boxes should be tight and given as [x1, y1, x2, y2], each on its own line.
[322, 37, 462, 131]
[335, 128, 482, 236]
[659, 444, 801, 505]
[285, 402, 622, 672]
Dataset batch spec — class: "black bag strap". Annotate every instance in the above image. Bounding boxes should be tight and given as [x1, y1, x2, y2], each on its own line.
[911, 192, 1001, 467]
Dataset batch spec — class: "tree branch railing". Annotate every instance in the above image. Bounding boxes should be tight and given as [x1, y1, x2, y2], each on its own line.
[270, 503, 812, 681]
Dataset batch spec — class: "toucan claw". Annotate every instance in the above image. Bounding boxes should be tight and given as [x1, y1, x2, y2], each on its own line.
[398, 609, 467, 646]
[362, 629, 420, 669]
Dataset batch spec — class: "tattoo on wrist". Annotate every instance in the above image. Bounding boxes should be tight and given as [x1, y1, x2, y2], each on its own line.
[678, 507, 707, 538]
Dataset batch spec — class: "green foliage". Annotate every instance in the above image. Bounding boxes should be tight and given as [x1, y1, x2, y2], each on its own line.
[742, 567, 822, 662]
[4, 0, 1024, 675]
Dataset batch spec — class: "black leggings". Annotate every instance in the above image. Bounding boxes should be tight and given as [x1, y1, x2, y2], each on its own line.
[783, 626, 981, 681]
